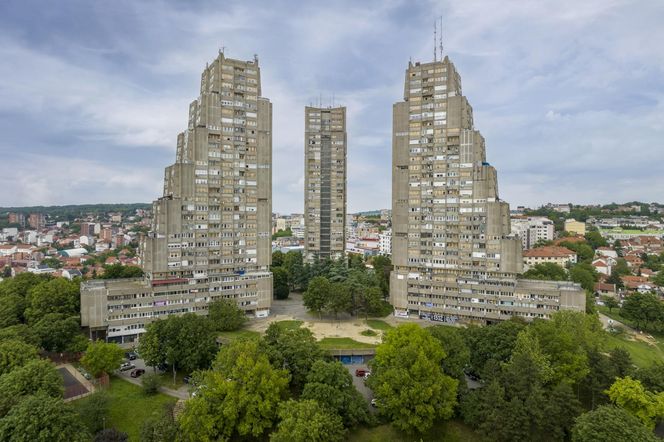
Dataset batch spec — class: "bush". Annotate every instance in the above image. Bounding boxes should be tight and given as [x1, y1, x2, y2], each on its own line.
[360, 329, 377, 337]
[142, 373, 160, 395]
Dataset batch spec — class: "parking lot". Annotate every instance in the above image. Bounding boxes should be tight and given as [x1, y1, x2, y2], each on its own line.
[345, 363, 374, 404]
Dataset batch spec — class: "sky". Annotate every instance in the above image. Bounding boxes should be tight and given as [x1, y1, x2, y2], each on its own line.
[0, 0, 663, 214]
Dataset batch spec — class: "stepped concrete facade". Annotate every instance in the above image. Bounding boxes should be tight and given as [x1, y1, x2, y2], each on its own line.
[390, 56, 585, 324]
[81, 52, 272, 343]
[304, 106, 347, 262]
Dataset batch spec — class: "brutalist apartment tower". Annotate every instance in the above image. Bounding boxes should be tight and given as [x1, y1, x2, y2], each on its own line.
[81, 52, 273, 343]
[390, 56, 585, 323]
[304, 106, 347, 262]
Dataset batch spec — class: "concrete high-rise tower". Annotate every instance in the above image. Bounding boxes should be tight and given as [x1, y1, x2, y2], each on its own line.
[81, 52, 273, 343]
[390, 56, 584, 323]
[304, 106, 347, 262]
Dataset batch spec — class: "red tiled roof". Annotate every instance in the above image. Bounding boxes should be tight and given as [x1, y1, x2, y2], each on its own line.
[523, 246, 576, 258]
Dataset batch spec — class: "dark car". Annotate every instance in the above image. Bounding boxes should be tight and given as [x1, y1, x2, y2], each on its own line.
[125, 352, 138, 361]
[183, 376, 192, 384]
[130, 368, 145, 378]
[355, 369, 367, 377]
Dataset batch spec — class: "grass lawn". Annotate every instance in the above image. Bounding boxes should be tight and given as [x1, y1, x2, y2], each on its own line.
[157, 370, 187, 389]
[348, 420, 484, 442]
[318, 337, 377, 350]
[72, 376, 176, 441]
[217, 329, 261, 341]
[273, 319, 303, 330]
[604, 332, 664, 368]
[365, 319, 393, 331]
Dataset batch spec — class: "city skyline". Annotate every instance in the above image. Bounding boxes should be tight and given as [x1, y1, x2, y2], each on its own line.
[1, 0, 663, 212]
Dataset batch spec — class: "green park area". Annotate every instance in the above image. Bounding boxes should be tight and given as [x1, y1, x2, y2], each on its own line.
[71, 377, 176, 441]
[349, 420, 483, 442]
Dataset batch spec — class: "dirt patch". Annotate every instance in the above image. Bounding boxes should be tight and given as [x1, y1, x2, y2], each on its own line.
[245, 314, 383, 344]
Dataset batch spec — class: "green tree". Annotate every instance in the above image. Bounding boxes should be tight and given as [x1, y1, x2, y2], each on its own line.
[99, 264, 143, 279]
[303, 276, 331, 318]
[271, 251, 285, 268]
[355, 286, 384, 319]
[272, 267, 290, 300]
[302, 360, 370, 427]
[141, 372, 160, 395]
[530, 311, 603, 384]
[0, 359, 63, 416]
[0, 339, 39, 376]
[140, 403, 178, 442]
[178, 339, 289, 440]
[264, 322, 327, 392]
[462, 318, 526, 378]
[585, 231, 608, 249]
[24, 278, 79, 322]
[522, 262, 567, 281]
[370, 255, 391, 296]
[138, 314, 218, 384]
[0, 294, 24, 328]
[0, 393, 90, 442]
[77, 390, 110, 434]
[653, 270, 664, 287]
[0, 273, 50, 300]
[602, 295, 619, 313]
[0, 324, 40, 346]
[428, 325, 470, 383]
[270, 399, 345, 442]
[572, 405, 658, 442]
[207, 299, 246, 331]
[80, 341, 125, 378]
[621, 292, 664, 332]
[283, 251, 306, 291]
[635, 363, 664, 393]
[367, 324, 458, 433]
[560, 241, 594, 263]
[327, 282, 352, 319]
[606, 377, 664, 429]
[33, 313, 86, 352]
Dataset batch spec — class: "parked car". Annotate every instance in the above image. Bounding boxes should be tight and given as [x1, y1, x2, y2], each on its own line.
[130, 368, 145, 378]
[355, 369, 368, 377]
[370, 398, 378, 407]
[125, 351, 138, 361]
[119, 362, 135, 371]
[183, 376, 192, 384]
[363, 372, 371, 379]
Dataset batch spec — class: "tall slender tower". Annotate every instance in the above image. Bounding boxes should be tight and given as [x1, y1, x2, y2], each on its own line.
[390, 56, 584, 323]
[81, 52, 273, 343]
[304, 106, 347, 262]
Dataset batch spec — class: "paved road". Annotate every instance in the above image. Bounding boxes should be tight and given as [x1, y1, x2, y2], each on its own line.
[115, 358, 189, 400]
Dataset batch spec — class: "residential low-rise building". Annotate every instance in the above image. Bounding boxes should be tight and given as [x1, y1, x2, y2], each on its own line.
[523, 246, 577, 270]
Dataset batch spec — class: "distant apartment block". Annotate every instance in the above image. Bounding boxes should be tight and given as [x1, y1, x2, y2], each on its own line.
[564, 219, 586, 236]
[304, 106, 347, 262]
[81, 52, 273, 343]
[379, 229, 392, 255]
[8, 212, 25, 226]
[390, 56, 585, 324]
[511, 216, 554, 249]
[28, 213, 45, 230]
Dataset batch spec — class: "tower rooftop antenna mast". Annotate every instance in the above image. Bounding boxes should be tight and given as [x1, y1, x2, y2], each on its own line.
[433, 20, 437, 62]
[439, 16, 444, 60]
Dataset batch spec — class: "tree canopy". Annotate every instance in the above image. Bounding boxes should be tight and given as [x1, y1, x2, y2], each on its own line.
[367, 324, 458, 433]
[270, 399, 346, 442]
[178, 339, 289, 441]
[80, 340, 125, 377]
